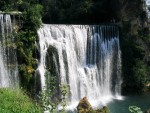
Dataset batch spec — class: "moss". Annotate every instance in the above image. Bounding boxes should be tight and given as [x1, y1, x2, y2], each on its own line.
[96, 106, 109, 113]
[77, 97, 93, 113]
[77, 97, 109, 113]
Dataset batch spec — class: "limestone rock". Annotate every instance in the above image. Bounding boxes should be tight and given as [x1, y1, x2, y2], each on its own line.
[77, 97, 92, 113]
[77, 97, 109, 113]
[96, 106, 109, 113]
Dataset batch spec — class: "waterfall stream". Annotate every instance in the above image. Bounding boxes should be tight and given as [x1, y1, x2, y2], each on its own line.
[0, 14, 18, 88]
[37, 24, 122, 109]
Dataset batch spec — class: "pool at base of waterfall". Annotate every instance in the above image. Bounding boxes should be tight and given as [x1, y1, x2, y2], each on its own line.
[108, 94, 150, 113]
[67, 94, 150, 113]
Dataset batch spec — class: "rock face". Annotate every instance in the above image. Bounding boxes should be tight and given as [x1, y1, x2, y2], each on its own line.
[119, 0, 150, 94]
[77, 97, 109, 113]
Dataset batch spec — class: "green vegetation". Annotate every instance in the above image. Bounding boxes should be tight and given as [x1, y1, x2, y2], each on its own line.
[39, 71, 68, 113]
[121, 21, 150, 94]
[0, 0, 149, 113]
[0, 88, 42, 113]
[77, 97, 109, 113]
[1, 0, 148, 95]
[0, 0, 122, 24]
[129, 106, 143, 113]
[0, 0, 43, 92]
[0, 0, 149, 102]
[15, 1, 43, 92]
[119, 1, 150, 94]
[120, 0, 150, 94]
[40, 0, 121, 24]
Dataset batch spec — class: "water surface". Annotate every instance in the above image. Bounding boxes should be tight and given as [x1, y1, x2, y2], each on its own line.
[108, 94, 150, 113]
[67, 94, 150, 113]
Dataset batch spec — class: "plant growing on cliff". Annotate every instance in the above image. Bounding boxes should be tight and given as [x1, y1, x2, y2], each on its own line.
[0, 0, 43, 92]
[39, 71, 58, 112]
[60, 84, 69, 113]
[133, 60, 149, 92]
[121, 26, 150, 94]
[39, 71, 69, 113]
[13, 1, 43, 92]
[15, 30, 37, 90]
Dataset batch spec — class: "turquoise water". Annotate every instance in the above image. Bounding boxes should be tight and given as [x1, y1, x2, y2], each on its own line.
[67, 94, 150, 113]
[108, 94, 150, 113]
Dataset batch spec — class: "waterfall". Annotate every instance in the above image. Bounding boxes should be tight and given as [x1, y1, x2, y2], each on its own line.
[0, 14, 18, 88]
[37, 24, 122, 109]
[145, 0, 150, 19]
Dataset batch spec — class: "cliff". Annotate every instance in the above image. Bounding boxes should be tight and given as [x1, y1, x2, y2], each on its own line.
[118, 0, 150, 94]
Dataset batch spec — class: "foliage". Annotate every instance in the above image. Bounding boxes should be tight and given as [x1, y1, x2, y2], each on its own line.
[121, 19, 150, 94]
[133, 60, 149, 92]
[129, 106, 143, 113]
[0, 0, 43, 95]
[40, 0, 121, 23]
[12, 1, 43, 92]
[0, 0, 38, 11]
[39, 71, 69, 113]
[15, 30, 37, 91]
[0, 0, 149, 97]
[60, 84, 69, 113]
[0, 0, 16, 11]
[39, 71, 58, 112]
[0, 88, 42, 113]
[21, 3, 43, 30]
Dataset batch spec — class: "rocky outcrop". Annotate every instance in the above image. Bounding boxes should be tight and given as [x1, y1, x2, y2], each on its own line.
[77, 97, 93, 113]
[77, 97, 109, 113]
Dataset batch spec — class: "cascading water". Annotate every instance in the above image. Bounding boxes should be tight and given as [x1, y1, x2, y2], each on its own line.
[0, 14, 18, 88]
[37, 24, 122, 109]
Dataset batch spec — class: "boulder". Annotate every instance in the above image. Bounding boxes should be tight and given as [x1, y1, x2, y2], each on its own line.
[96, 106, 109, 113]
[77, 97, 92, 113]
[77, 97, 109, 113]
[145, 109, 150, 113]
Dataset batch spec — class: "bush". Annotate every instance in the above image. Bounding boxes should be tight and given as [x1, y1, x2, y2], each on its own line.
[0, 88, 42, 113]
[129, 106, 143, 113]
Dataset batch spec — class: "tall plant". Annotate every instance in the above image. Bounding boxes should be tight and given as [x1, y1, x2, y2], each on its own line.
[39, 71, 69, 113]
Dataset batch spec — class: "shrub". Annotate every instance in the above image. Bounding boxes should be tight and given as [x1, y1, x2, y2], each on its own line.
[0, 88, 42, 113]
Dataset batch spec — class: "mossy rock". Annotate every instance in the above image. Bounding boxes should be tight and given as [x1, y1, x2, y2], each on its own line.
[96, 106, 109, 113]
[77, 97, 93, 113]
[77, 97, 109, 113]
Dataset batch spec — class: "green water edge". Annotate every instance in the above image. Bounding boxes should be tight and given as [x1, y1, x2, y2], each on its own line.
[67, 93, 150, 113]
[107, 94, 150, 113]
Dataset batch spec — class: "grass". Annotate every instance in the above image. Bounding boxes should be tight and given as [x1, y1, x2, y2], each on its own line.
[0, 88, 42, 113]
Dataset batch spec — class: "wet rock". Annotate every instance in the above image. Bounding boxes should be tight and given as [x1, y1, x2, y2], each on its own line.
[96, 106, 109, 113]
[77, 97, 109, 113]
[77, 97, 92, 113]
[145, 109, 150, 113]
